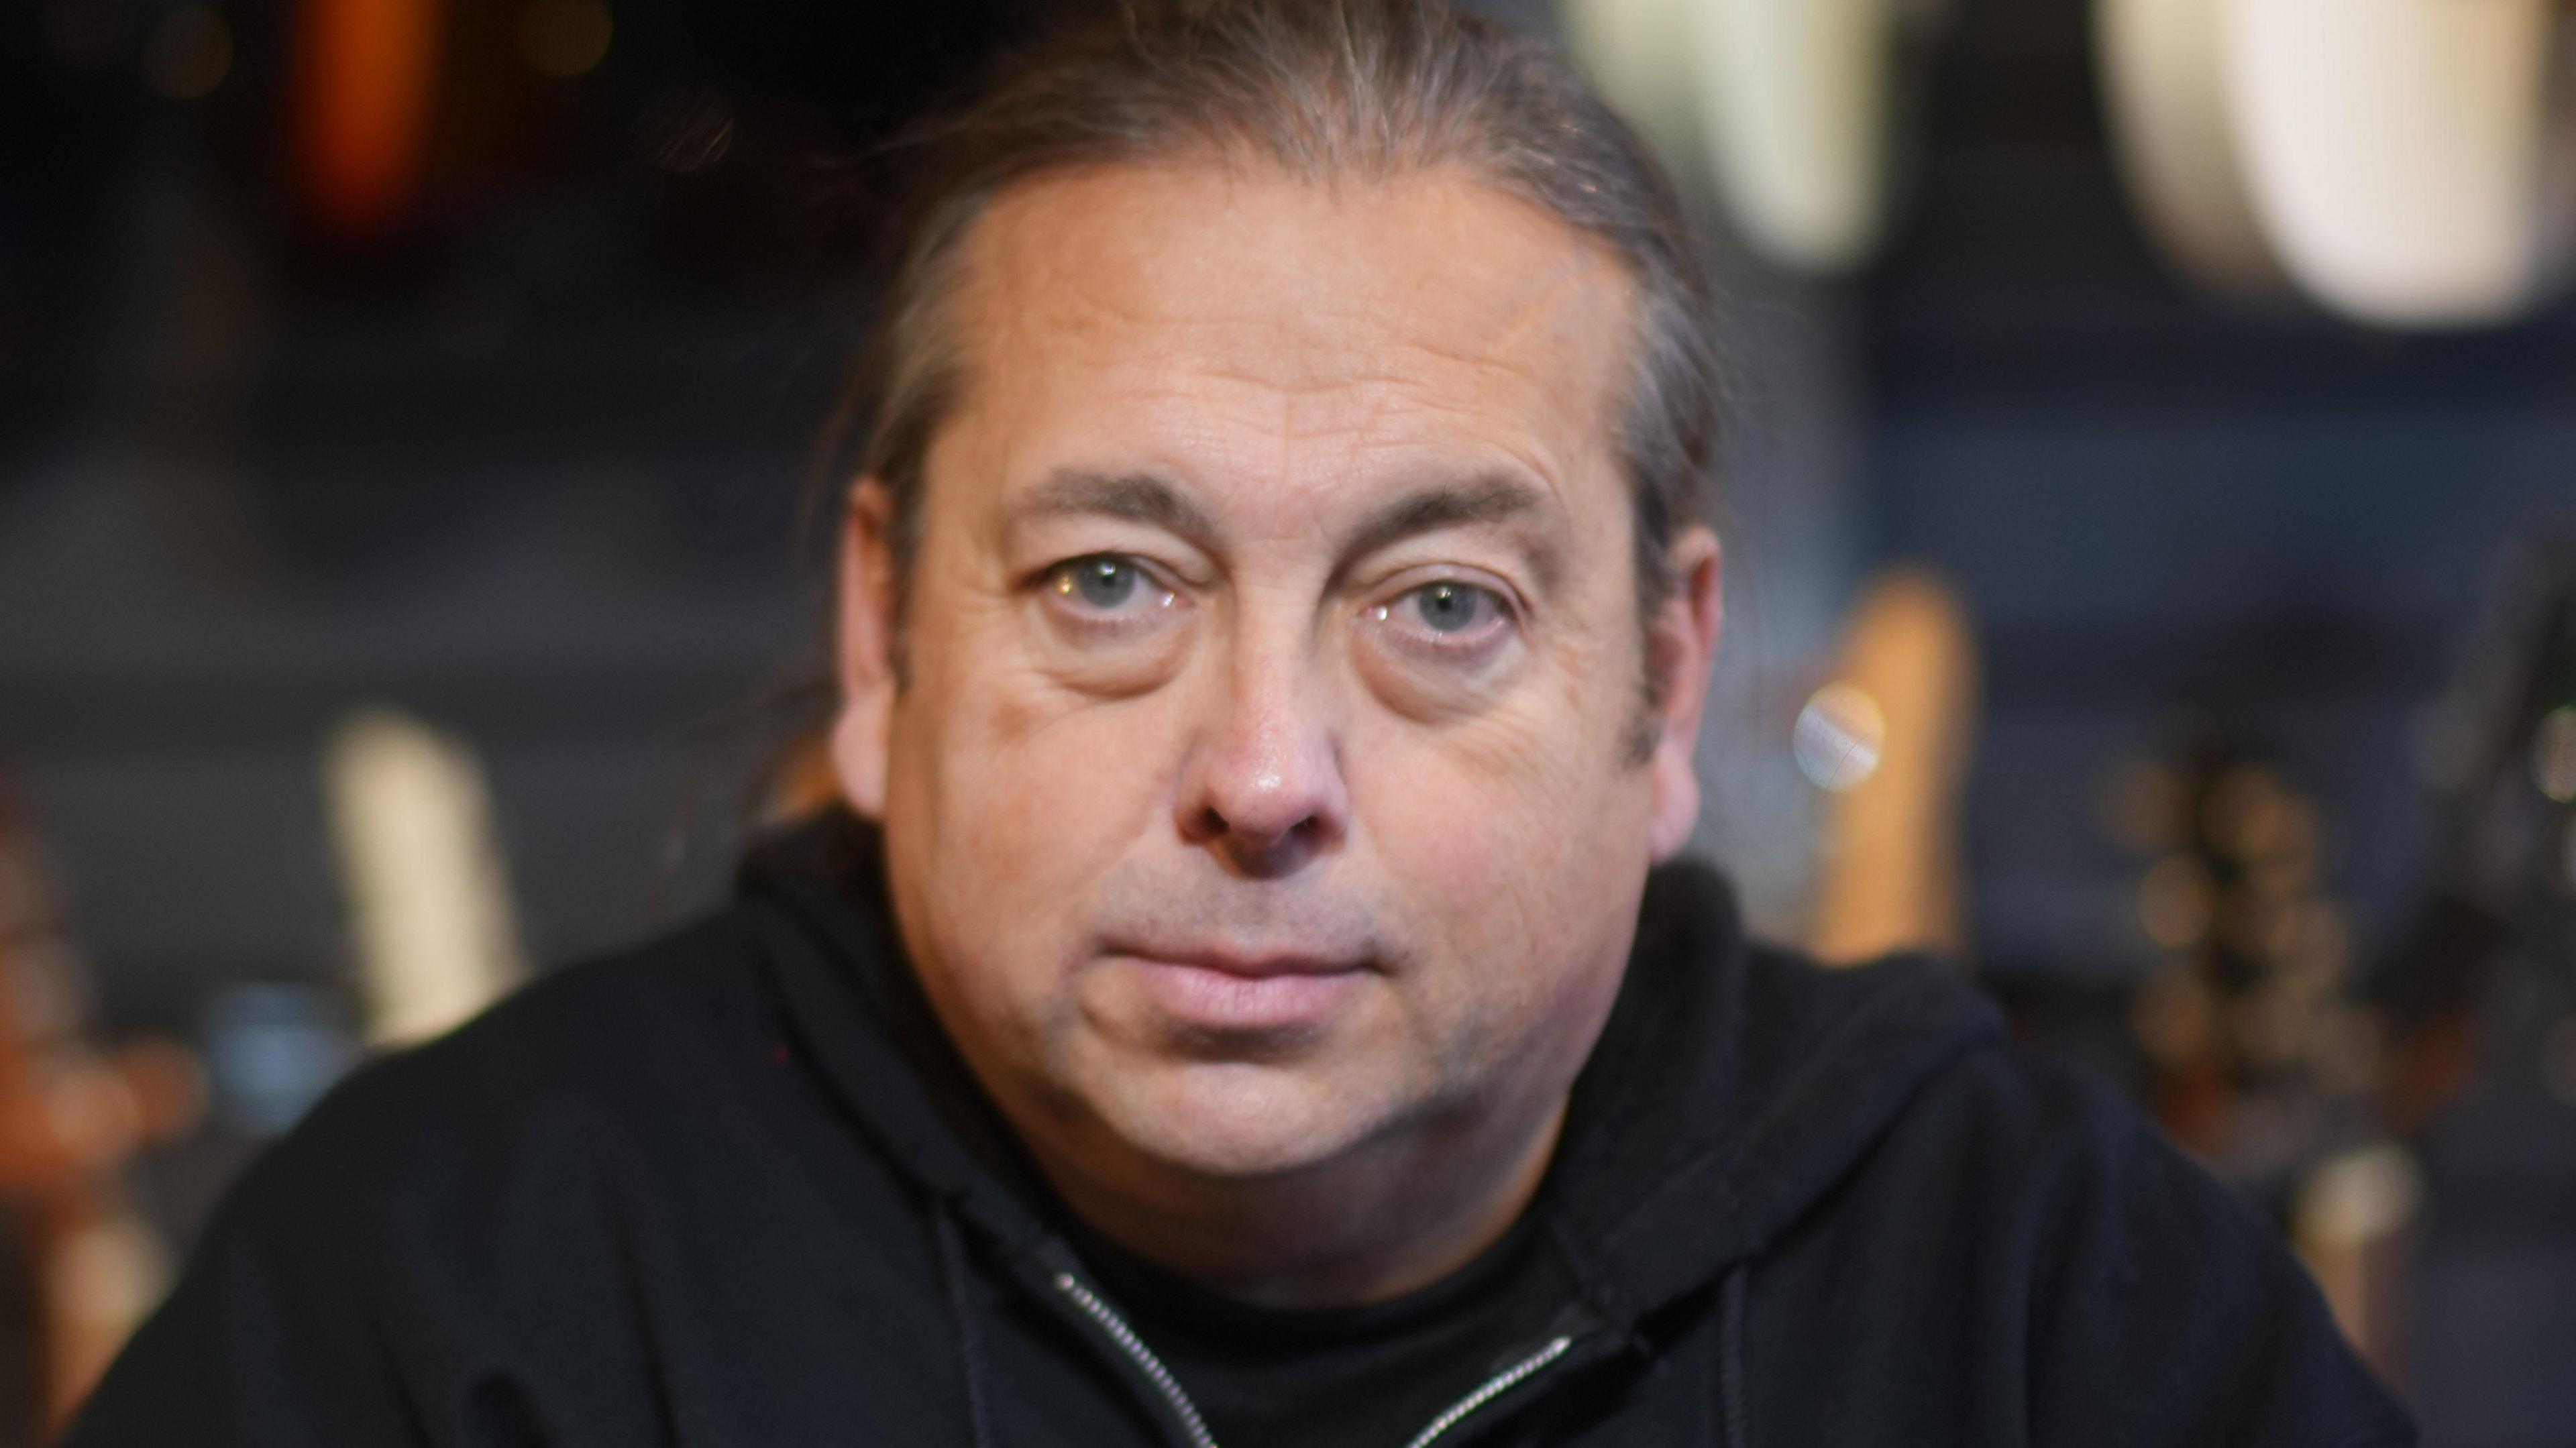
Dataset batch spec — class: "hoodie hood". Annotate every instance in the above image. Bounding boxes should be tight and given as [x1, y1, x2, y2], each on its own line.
[70, 806, 2408, 1448]
[1552, 857, 2003, 1325]
[737, 807, 2004, 1332]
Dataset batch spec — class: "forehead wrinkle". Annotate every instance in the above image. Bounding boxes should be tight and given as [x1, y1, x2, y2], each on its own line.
[1181, 261, 1629, 414]
[951, 160, 1642, 565]
[979, 161, 1633, 388]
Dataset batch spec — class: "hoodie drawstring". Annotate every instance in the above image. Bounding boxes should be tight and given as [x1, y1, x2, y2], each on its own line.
[936, 1195, 1746, 1448]
[1717, 1262, 1749, 1448]
[934, 1208, 1000, 1448]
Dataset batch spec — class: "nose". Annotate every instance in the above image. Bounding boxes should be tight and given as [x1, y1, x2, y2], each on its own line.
[1175, 625, 1350, 878]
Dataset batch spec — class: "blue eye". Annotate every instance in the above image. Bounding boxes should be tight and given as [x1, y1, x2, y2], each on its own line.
[1055, 557, 1142, 609]
[1407, 581, 1494, 633]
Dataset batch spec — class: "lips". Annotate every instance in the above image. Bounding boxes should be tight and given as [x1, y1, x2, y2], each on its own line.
[1110, 946, 1373, 1035]
[1134, 947, 1368, 979]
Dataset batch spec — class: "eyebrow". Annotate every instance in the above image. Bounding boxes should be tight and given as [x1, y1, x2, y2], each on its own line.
[1008, 471, 1223, 554]
[1333, 472, 1563, 592]
[1008, 466, 1566, 590]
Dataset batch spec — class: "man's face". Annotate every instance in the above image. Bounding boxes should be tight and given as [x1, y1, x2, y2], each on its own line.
[840, 161, 1717, 1188]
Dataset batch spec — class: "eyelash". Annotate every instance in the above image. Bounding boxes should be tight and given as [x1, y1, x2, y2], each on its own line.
[1038, 554, 1182, 624]
[1033, 553, 1523, 663]
[1365, 575, 1519, 664]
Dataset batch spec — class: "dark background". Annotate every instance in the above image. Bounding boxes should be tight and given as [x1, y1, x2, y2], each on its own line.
[4, 0, 2573, 1442]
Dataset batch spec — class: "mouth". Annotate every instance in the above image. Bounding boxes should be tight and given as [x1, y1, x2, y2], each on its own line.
[1109, 946, 1375, 1036]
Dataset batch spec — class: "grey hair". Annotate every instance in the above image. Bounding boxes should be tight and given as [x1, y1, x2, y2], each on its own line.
[833, 0, 1721, 655]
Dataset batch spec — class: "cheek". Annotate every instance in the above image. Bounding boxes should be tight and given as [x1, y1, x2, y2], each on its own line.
[1346, 685, 1654, 1020]
[1368, 618, 1651, 842]
[885, 622, 1186, 962]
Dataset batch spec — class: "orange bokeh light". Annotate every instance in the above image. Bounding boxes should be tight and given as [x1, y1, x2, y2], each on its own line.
[294, 0, 445, 239]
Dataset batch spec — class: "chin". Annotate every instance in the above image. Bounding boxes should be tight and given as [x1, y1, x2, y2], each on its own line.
[1094, 1060, 1397, 1180]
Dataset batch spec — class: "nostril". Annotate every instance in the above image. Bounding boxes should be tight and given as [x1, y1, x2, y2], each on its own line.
[1175, 689, 1348, 862]
[1180, 797, 1336, 877]
[1181, 803, 1228, 844]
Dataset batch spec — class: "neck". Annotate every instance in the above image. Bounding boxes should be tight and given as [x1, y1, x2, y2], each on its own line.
[1026, 1093, 1569, 1310]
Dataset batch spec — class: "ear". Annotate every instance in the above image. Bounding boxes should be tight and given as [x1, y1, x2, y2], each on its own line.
[1645, 524, 1724, 862]
[830, 479, 901, 820]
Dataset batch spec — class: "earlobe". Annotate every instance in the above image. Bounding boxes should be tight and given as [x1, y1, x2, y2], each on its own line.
[1645, 526, 1725, 862]
[831, 479, 901, 820]
[831, 698, 892, 818]
[1647, 749, 1701, 862]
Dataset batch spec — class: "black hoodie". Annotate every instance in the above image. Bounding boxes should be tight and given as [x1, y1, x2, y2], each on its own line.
[68, 814, 2414, 1447]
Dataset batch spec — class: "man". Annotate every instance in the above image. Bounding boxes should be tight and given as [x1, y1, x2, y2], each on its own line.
[72, 2, 2412, 1444]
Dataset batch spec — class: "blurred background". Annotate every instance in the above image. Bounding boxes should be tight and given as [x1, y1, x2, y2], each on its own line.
[2, 0, 2573, 1441]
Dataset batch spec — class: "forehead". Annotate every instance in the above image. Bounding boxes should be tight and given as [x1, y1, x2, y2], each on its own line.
[936, 160, 1639, 521]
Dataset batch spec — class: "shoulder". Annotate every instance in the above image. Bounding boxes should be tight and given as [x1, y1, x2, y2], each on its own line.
[1845, 1010, 2267, 1272]
[1723, 939, 2197, 1210]
[1889, 1028, 2287, 1272]
[71, 909, 853, 1444]
[1903, 1030, 2165, 1174]
[337, 907, 771, 1125]
[1719, 940, 2302, 1337]
[1719, 955, 2414, 1443]
[214, 907, 787, 1255]
[1861, 1034, 2414, 1445]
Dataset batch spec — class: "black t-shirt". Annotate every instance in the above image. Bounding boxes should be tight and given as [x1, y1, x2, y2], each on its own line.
[1069, 1210, 1585, 1448]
